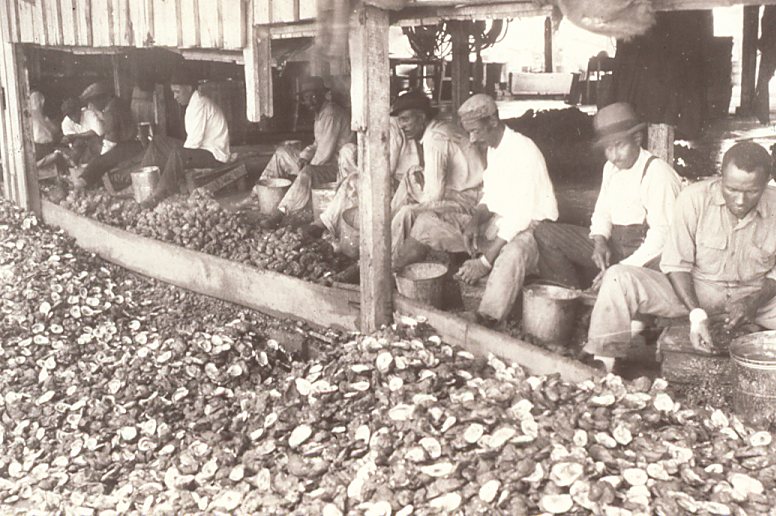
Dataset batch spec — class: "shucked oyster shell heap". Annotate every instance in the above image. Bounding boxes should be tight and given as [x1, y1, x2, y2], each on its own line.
[1, 198, 776, 514]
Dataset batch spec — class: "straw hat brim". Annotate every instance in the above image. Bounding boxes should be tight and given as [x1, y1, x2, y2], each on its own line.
[594, 121, 646, 147]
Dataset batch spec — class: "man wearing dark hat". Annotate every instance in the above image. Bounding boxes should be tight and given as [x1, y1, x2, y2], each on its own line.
[588, 142, 776, 371]
[76, 82, 141, 190]
[533, 102, 682, 290]
[398, 93, 557, 326]
[389, 89, 485, 262]
[253, 76, 353, 226]
[138, 66, 231, 206]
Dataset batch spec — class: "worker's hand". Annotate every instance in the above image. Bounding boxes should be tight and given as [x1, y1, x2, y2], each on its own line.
[297, 157, 310, 170]
[455, 258, 490, 285]
[589, 269, 606, 293]
[408, 166, 425, 193]
[463, 218, 480, 257]
[591, 237, 611, 272]
[689, 318, 714, 354]
[725, 295, 758, 331]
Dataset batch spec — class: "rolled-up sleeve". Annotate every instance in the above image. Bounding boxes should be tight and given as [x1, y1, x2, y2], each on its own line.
[589, 166, 613, 239]
[660, 188, 699, 274]
[620, 163, 682, 267]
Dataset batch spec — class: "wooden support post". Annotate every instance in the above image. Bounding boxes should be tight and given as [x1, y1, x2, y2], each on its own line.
[111, 53, 132, 100]
[0, 3, 39, 214]
[648, 123, 675, 165]
[739, 5, 759, 115]
[544, 16, 553, 73]
[449, 20, 470, 121]
[350, 5, 392, 333]
[244, 24, 273, 122]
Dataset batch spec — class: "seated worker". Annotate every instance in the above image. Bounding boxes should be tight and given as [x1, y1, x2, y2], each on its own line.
[389, 90, 485, 259]
[75, 82, 141, 190]
[330, 90, 485, 283]
[587, 142, 776, 372]
[60, 97, 104, 165]
[534, 102, 682, 290]
[31, 91, 65, 175]
[401, 93, 558, 327]
[257, 76, 353, 227]
[139, 68, 231, 207]
[301, 117, 420, 240]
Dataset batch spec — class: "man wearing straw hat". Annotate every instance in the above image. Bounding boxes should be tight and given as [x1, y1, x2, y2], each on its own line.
[587, 142, 776, 372]
[138, 66, 231, 207]
[75, 82, 141, 190]
[533, 102, 682, 292]
[395, 93, 557, 327]
[254, 76, 353, 228]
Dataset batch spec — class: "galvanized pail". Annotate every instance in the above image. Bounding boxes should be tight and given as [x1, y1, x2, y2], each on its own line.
[730, 330, 776, 427]
[522, 283, 580, 344]
[130, 166, 160, 204]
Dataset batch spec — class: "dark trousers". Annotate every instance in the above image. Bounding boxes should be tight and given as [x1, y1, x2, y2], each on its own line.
[140, 136, 220, 196]
[81, 141, 143, 187]
[534, 221, 655, 289]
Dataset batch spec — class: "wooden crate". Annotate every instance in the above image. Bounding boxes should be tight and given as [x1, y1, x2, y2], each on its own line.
[184, 163, 248, 195]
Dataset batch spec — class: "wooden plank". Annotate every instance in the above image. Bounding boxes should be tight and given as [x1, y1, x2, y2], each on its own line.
[195, 163, 248, 195]
[40, 200, 361, 331]
[197, 0, 219, 48]
[34, 0, 49, 45]
[116, 0, 133, 45]
[544, 16, 552, 73]
[395, 3, 551, 25]
[74, 0, 93, 46]
[654, 0, 776, 10]
[152, 0, 177, 46]
[61, 0, 78, 45]
[647, 123, 675, 164]
[223, 0, 245, 49]
[91, 0, 112, 46]
[395, 296, 600, 382]
[449, 20, 470, 122]
[44, 0, 64, 46]
[153, 83, 167, 136]
[16, 1, 38, 43]
[216, 0, 224, 48]
[128, 0, 147, 46]
[739, 5, 759, 114]
[180, 0, 200, 47]
[271, 0, 295, 23]
[254, 0, 270, 24]
[350, 5, 392, 332]
[243, 24, 273, 122]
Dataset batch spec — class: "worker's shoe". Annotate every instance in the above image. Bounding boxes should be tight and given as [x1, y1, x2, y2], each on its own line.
[299, 223, 324, 242]
[259, 211, 284, 230]
[332, 263, 360, 284]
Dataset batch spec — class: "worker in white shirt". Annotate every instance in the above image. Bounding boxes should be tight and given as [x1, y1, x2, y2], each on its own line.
[60, 97, 104, 165]
[534, 102, 682, 290]
[299, 117, 420, 241]
[404, 93, 558, 326]
[139, 67, 231, 207]
[256, 76, 353, 228]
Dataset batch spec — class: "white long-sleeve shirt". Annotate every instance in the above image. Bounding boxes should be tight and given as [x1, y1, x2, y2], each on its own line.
[481, 127, 558, 241]
[419, 119, 484, 203]
[184, 90, 231, 163]
[299, 100, 353, 166]
[590, 148, 682, 267]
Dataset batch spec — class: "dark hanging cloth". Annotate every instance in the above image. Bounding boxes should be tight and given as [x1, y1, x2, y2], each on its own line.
[611, 11, 712, 139]
[755, 6, 776, 124]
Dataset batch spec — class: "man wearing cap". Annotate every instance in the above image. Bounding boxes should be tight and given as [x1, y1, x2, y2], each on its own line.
[587, 142, 776, 371]
[533, 102, 682, 291]
[255, 76, 353, 227]
[399, 93, 557, 326]
[389, 90, 485, 262]
[138, 67, 231, 207]
[76, 82, 141, 190]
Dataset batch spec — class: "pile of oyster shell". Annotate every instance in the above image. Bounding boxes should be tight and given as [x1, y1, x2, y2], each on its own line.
[2, 199, 775, 514]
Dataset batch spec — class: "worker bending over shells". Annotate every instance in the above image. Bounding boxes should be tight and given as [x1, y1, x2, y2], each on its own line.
[399, 93, 558, 327]
[587, 142, 776, 372]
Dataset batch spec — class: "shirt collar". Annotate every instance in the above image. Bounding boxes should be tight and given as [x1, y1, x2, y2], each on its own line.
[611, 148, 648, 173]
[710, 177, 771, 218]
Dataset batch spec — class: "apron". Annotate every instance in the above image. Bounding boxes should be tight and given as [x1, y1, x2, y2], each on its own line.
[609, 155, 658, 267]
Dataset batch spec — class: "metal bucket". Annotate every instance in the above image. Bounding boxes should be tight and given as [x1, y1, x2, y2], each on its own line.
[339, 207, 360, 259]
[130, 166, 160, 204]
[311, 182, 337, 221]
[395, 262, 448, 309]
[730, 331, 776, 427]
[256, 178, 292, 215]
[522, 283, 580, 344]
